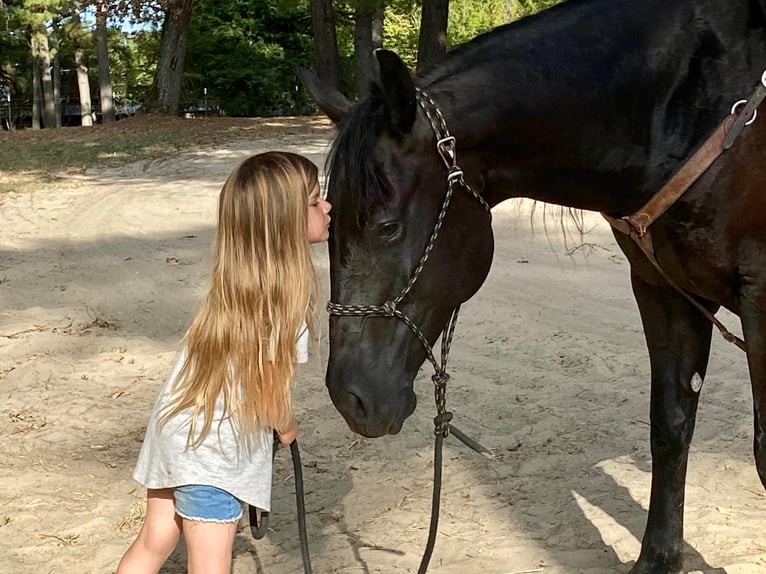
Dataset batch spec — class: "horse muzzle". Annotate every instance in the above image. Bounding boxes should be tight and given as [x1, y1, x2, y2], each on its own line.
[326, 370, 417, 437]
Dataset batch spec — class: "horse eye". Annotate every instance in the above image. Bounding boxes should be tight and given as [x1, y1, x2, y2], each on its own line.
[378, 222, 401, 241]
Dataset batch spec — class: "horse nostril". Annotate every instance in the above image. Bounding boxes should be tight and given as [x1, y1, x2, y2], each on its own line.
[346, 391, 367, 419]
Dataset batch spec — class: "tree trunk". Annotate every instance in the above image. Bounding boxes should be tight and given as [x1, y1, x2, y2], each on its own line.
[310, 0, 340, 92]
[148, 0, 195, 115]
[75, 46, 93, 127]
[95, 1, 115, 123]
[31, 35, 42, 129]
[416, 0, 450, 75]
[53, 48, 62, 128]
[354, 0, 383, 98]
[36, 32, 57, 128]
[70, 4, 94, 127]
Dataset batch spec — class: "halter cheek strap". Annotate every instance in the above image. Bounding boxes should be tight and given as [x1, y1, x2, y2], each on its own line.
[326, 87, 491, 432]
[326, 86, 493, 574]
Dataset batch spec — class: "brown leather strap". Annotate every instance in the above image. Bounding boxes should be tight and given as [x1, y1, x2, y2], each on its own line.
[723, 76, 766, 149]
[601, 71, 766, 352]
[616, 70, 766, 237]
[603, 217, 747, 351]
[623, 117, 733, 237]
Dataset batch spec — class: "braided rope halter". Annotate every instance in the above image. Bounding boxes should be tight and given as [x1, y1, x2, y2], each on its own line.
[326, 87, 492, 573]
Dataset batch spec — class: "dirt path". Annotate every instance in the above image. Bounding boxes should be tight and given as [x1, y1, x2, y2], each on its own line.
[1, 131, 764, 574]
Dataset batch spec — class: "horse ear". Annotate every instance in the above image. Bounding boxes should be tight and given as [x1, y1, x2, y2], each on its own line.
[374, 49, 417, 135]
[297, 67, 352, 124]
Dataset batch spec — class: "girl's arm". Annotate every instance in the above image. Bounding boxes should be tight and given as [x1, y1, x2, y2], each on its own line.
[261, 362, 298, 444]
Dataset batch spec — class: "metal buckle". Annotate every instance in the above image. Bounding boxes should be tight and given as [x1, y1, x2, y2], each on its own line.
[731, 99, 757, 126]
[436, 136, 456, 169]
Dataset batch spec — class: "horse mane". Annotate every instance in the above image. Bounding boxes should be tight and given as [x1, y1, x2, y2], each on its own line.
[327, 86, 391, 223]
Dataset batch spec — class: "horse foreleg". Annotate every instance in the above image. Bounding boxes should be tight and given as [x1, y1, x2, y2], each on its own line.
[628, 273, 715, 574]
[741, 294, 766, 489]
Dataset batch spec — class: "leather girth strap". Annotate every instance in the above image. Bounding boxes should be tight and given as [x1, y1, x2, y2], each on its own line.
[602, 72, 766, 352]
[603, 210, 746, 351]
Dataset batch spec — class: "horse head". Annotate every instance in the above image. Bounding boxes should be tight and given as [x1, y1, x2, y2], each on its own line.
[301, 51, 494, 437]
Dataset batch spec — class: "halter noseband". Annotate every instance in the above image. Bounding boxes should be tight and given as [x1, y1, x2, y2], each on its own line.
[326, 89, 493, 573]
[326, 87, 491, 434]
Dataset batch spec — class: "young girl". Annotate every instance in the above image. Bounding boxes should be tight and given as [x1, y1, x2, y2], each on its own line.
[117, 151, 331, 574]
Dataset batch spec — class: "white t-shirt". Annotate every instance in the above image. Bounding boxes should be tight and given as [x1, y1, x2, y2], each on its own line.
[133, 325, 309, 511]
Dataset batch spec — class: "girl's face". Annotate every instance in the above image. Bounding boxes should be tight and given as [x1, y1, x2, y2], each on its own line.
[307, 182, 331, 243]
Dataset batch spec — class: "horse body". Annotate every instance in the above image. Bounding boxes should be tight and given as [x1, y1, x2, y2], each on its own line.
[302, 0, 766, 571]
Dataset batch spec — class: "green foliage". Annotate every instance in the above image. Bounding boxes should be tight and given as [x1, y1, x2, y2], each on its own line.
[382, 2, 419, 69]
[509, 0, 562, 19]
[0, 7, 31, 99]
[1, 0, 70, 117]
[0, 0, 567, 123]
[328, 1, 356, 97]
[182, 0, 314, 117]
[110, 28, 160, 107]
[384, 0, 512, 71]
[5, 0, 67, 29]
[448, 0, 512, 45]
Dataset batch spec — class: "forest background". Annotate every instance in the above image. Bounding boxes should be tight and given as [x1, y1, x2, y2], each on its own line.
[0, 0, 560, 130]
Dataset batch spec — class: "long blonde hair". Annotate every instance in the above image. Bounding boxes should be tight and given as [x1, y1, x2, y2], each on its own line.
[161, 152, 319, 448]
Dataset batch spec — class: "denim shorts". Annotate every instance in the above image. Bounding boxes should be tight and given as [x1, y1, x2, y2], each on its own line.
[173, 484, 243, 523]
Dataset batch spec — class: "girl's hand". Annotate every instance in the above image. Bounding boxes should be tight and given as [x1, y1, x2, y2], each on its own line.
[277, 417, 298, 445]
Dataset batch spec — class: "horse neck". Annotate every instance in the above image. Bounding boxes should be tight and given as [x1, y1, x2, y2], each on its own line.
[421, 0, 766, 214]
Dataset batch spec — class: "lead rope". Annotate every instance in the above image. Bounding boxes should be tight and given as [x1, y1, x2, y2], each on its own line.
[328, 87, 492, 573]
[289, 440, 313, 574]
[249, 436, 313, 574]
[406, 89, 494, 574]
[419, 306, 459, 574]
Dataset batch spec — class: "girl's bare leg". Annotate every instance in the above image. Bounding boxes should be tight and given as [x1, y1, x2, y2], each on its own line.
[183, 517, 238, 574]
[116, 488, 182, 574]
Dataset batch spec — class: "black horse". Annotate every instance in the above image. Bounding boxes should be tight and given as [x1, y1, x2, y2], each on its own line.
[301, 0, 766, 572]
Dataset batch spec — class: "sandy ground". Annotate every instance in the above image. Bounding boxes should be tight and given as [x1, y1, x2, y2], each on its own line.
[2, 129, 765, 574]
